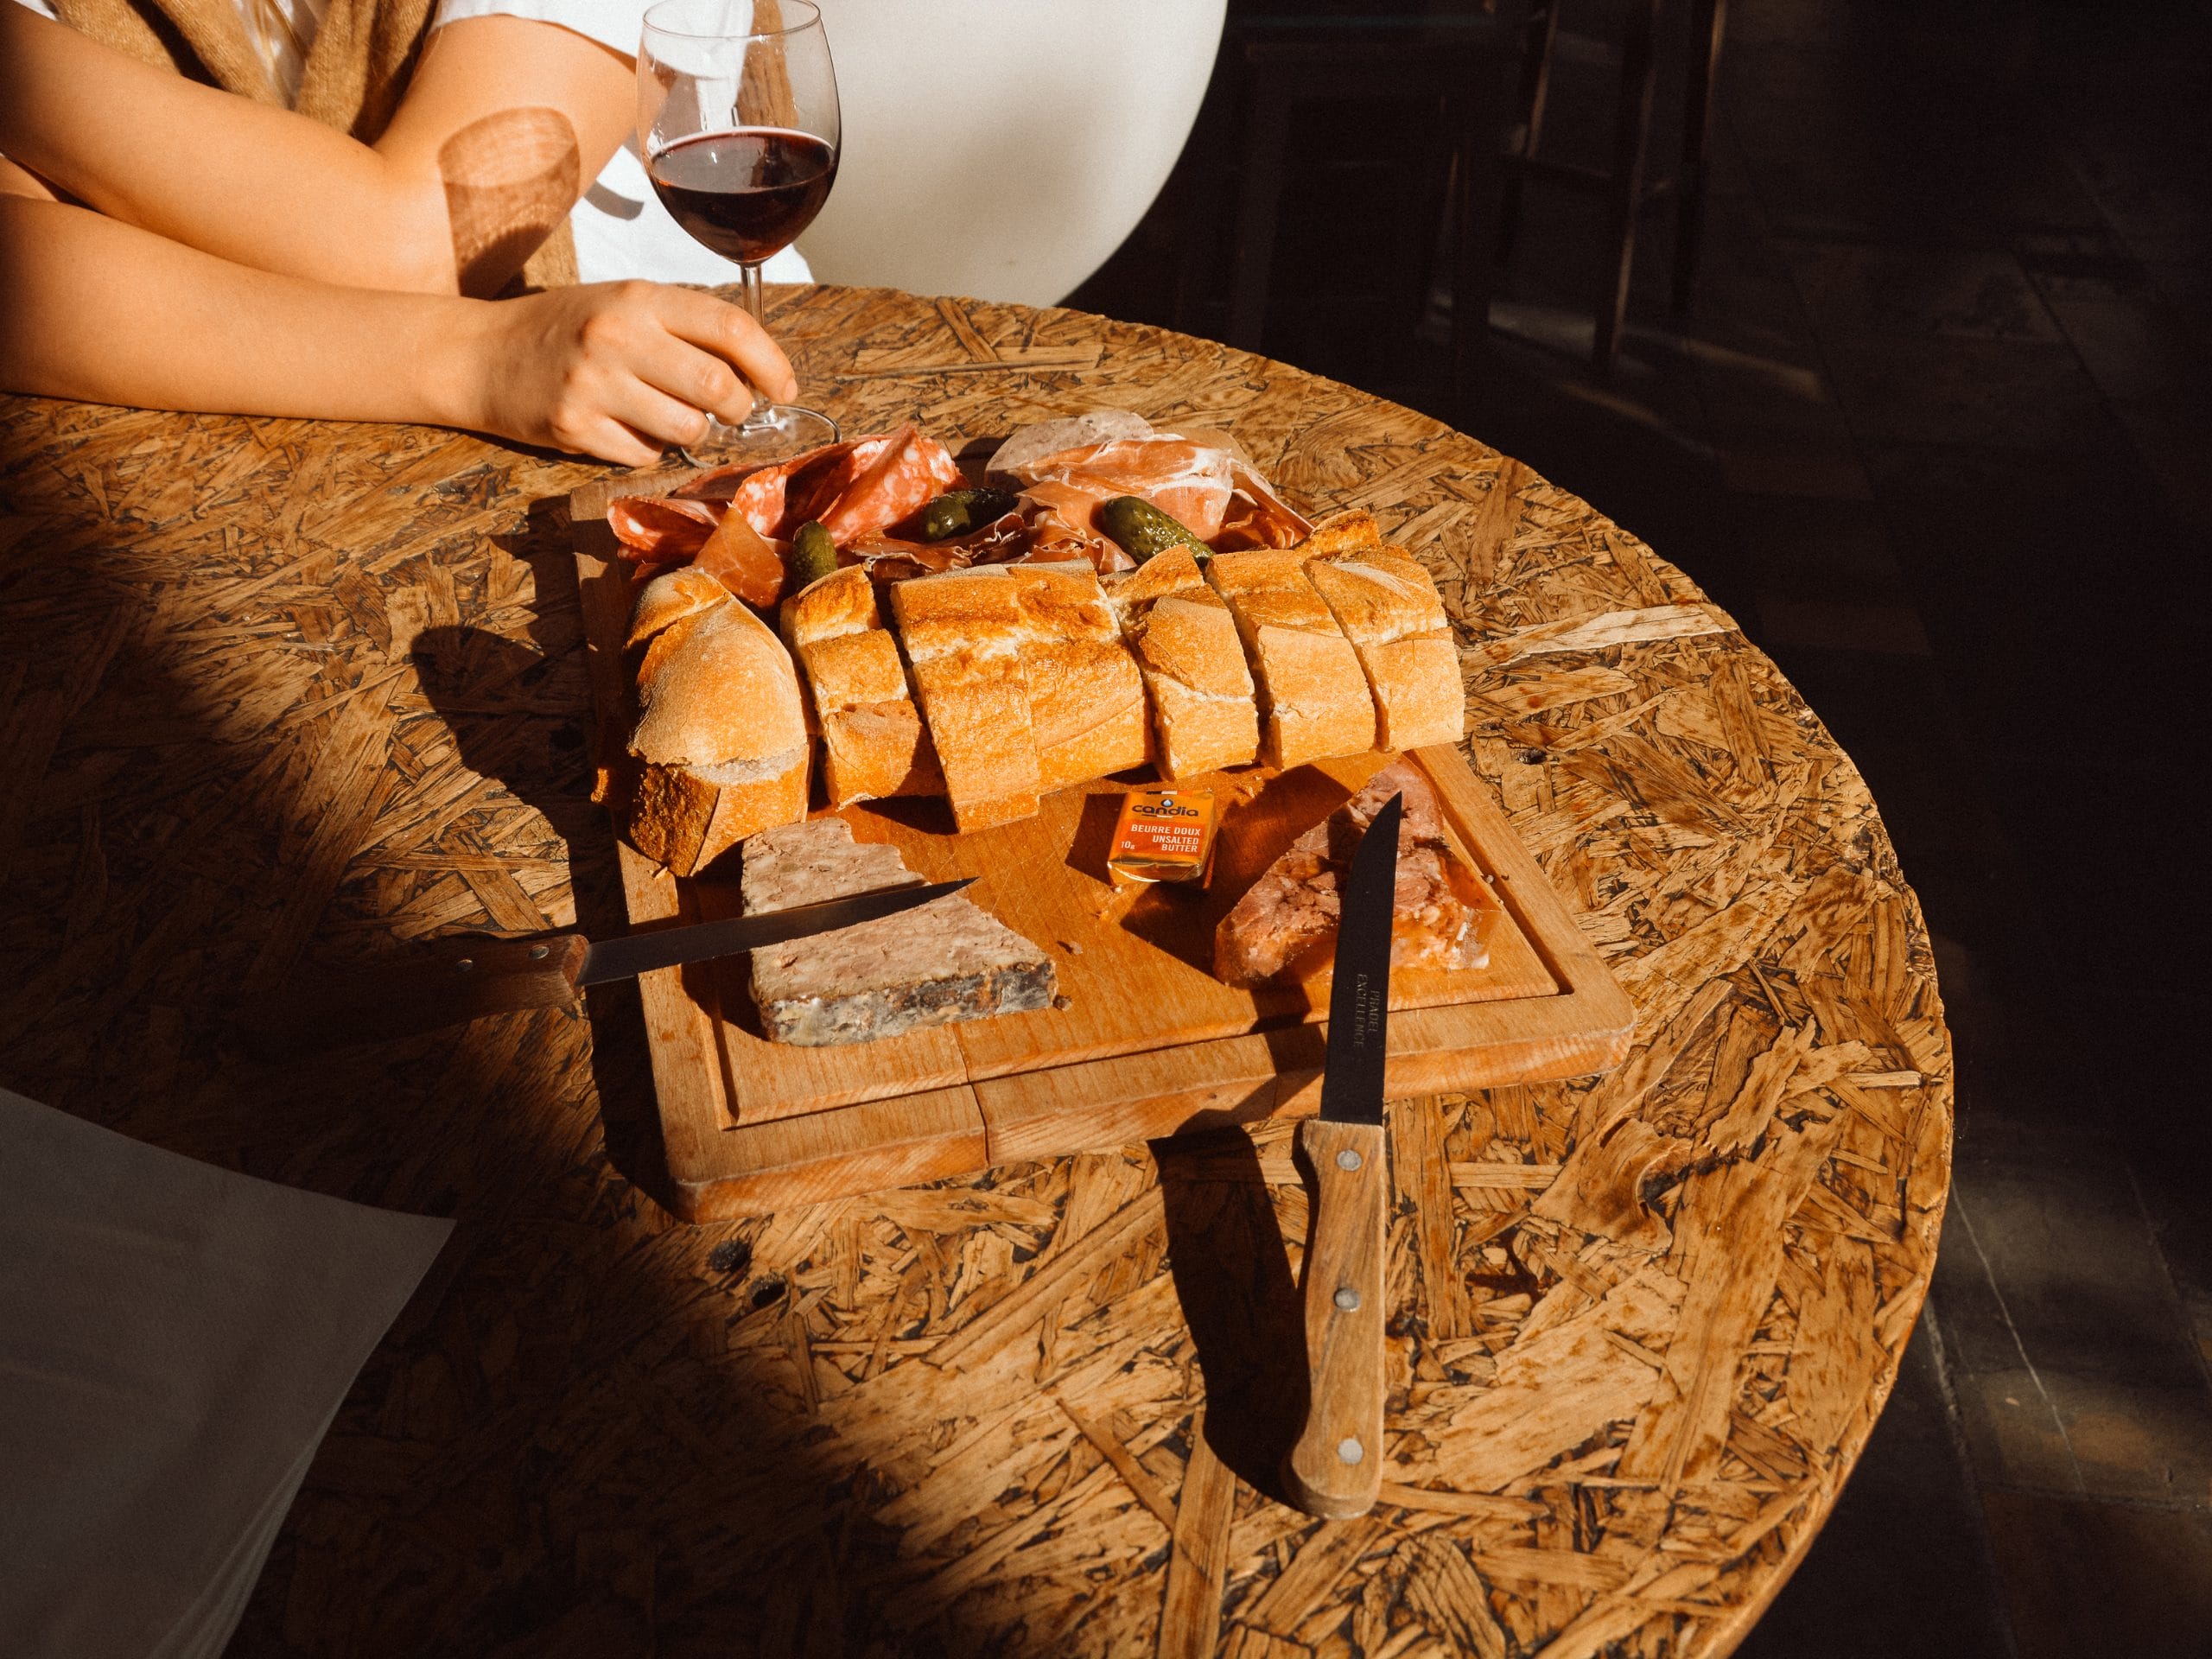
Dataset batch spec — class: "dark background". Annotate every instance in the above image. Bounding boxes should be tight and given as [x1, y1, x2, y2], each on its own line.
[1070, 0, 2212, 1650]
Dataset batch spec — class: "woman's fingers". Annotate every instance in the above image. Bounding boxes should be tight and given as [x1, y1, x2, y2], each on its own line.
[599, 370, 716, 453]
[622, 317, 757, 428]
[655, 286, 799, 405]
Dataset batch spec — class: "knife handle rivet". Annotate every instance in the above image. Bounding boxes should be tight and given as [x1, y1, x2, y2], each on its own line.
[530, 944, 549, 960]
[1337, 1438, 1364, 1465]
[454, 958, 474, 972]
[1336, 1148, 1363, 1172]
[1334, 1286, 1361, 1311]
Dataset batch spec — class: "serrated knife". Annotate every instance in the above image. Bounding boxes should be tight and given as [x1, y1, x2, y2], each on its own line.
[1282, 791, 1402, 1519]
[244, 879, 974, 1058]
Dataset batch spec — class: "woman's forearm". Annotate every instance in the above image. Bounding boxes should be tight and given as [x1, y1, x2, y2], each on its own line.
[1, 194, 804, 468]
[0, 194, 482, 425]
[0, 9, 632, 298]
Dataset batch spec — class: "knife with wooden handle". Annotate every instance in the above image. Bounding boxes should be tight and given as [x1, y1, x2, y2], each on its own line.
[243, 879, 973, 1058]
[1282, 791, 1402, 1519]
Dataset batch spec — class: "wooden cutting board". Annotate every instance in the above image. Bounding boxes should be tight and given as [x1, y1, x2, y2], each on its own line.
[569, 480, 1634, 1220]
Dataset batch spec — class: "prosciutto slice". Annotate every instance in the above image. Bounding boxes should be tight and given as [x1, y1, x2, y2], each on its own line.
[1016, 480, 1135, 572]
[1010, 435, 1236, 540]
[1213, 460, 1313, 550]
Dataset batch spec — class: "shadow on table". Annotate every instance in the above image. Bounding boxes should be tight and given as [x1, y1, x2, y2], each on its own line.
[409, 495, 675, 1211]
[1156, 1124, 1310, 1498]
[0, 428, 1044, 1654]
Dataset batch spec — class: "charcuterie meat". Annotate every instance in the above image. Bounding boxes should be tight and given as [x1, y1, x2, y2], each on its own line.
[1011, 436, 1236, 540]
[607, 496, 723, 563]
[1213, 759, 1495, 986]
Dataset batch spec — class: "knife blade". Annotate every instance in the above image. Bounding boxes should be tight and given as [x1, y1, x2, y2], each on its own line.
[244, 879, 974, 1058]
[1282, 791, 1401, 1519]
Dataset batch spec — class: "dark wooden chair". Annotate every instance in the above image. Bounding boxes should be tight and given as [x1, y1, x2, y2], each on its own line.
[1497, 0, 1729, 370]
[1172, 3, 1531, 423]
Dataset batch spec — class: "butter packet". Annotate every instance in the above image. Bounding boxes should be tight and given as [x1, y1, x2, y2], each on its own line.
[1109, 786, 1218, 886]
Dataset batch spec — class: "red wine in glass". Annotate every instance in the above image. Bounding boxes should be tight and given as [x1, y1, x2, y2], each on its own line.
[639, 0, 842, 461]
[647, 128, 838, 267]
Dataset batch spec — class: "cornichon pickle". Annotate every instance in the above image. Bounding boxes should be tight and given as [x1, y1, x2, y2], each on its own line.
[1099, 495, 1209, 563]
[915, 487, 1018, 542]
[788, 520, 839, 589]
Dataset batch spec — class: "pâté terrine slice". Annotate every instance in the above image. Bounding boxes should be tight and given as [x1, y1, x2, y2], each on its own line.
[741, 818, 1056, 1046]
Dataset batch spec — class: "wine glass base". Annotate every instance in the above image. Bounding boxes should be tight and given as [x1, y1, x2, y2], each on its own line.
[682, 403, 842, 467]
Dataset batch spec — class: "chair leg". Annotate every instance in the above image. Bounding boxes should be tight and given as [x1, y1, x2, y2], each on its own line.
[1495, 0, 1560, 265]
[1226, 56, 1292, 353]
[1595, 0, 1662, 372]
[1672, 0, 1727, 315]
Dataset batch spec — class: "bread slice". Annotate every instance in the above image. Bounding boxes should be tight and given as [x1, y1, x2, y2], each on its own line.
[888, 568, 1042, 831]
[625, 593, 809, 874]
[1005, 563, 1150, 790]
[627, 750, 809, 876]
[627, 565, 733, 649]
[1204, 549, 1376, 769]
[1304, 547, 1464, 752]
[779, 567, 942, 805]
[1103, 548, 1260, 778]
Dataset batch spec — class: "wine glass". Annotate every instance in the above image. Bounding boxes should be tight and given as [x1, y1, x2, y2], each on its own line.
[639, 0, 842, 461]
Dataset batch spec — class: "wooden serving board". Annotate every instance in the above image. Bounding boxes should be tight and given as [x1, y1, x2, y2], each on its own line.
[569, 479, 1635, 1220]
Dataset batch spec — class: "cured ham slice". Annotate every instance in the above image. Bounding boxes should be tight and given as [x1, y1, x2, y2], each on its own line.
[693, 508, 786, 609]
[1213, 760, 1497, 986]
[608, 496, 723, 563]
[1017, 480, 1133, 571]
[1214, 460, 1313, 550]
[1010, 436, 1236, 539]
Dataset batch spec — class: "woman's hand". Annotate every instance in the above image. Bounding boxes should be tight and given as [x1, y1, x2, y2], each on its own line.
[458, 283, 803, 466]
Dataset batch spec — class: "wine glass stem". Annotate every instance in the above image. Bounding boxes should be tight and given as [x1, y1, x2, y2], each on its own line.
[737, 260, 771, 433]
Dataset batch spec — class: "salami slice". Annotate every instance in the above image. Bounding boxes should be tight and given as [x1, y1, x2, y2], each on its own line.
[607, 496, 723, 563]
[818, 424, 964, 543]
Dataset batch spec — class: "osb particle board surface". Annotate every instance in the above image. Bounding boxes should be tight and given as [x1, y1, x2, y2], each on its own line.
[0, 284, 1950, 1657]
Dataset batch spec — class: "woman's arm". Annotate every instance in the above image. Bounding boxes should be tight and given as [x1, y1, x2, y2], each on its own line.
[0, 189, 799, 467]
[0, 8, 633, 296]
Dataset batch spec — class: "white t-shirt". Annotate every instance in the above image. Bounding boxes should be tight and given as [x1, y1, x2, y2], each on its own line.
[10, 0, 808, 284]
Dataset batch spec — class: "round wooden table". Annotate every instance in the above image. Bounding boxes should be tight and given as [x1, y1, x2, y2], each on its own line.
[0, 287, 1951, 1656]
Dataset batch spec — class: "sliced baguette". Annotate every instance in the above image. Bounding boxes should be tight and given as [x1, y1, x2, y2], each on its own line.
[1005, 562, 1150, 790]
[1103, 547, 1260, 778]
[1304, 546, 1464, 752]
[625, 590, 809, 874]
[889, 567, 1042, 831]
[779, 567, 942, 805]
[1204, 548, 1376, 769]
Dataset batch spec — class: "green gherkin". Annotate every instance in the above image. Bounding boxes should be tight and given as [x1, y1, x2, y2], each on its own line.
[788, 521, 839, 589]
[915, 488, 1020, 542]
[1098, 496, 1210, 563]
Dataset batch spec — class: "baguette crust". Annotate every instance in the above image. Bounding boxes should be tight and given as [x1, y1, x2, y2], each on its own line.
[628, 565, 734, 649]
[779, 564, 882, 648]
[631, 600, 807, 770]
[1305, 550, 1465, 751]
[1105, 549, 1260, 778]
[1205, 550, 1376, 769]
[1007, 563, 1149, 789]
[781, 567, 941, 805]
[891, 569, 1042, 831]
